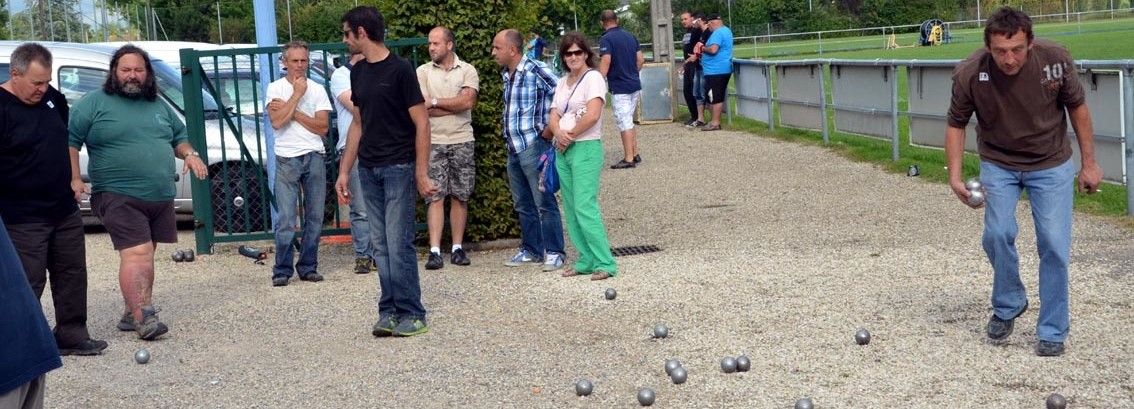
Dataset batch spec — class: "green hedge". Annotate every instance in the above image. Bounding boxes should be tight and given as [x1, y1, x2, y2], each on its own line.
[388, 1, 543, 243]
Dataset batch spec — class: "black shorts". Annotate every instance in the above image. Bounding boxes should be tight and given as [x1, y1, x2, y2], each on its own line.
[704, 73, 732, 105]
[90, 192, 177, 250]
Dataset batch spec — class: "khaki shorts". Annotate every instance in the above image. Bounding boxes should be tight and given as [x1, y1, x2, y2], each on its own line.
[426, 141, 476, 203]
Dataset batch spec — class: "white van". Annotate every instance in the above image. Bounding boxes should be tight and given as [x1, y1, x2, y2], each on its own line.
[0, 41, 266, 232]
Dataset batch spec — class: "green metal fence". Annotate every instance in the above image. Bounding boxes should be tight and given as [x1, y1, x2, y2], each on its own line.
[181, 39, 427, 254]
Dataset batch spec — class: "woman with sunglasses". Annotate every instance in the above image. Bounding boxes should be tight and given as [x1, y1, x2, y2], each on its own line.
[547, 32, 618, 280]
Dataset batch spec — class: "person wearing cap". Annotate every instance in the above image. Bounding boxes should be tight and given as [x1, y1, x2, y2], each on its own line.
[699, 13, 733, 131]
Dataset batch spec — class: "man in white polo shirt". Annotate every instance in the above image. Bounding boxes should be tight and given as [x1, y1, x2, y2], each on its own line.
[417, 26, 479, 270]
[266, 40, 333, 287]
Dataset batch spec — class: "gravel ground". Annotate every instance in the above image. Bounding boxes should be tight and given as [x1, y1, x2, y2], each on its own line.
[40, 114, 1133, 408]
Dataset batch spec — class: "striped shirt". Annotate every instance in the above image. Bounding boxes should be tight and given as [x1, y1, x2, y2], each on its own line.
[501, 57, 558, 154]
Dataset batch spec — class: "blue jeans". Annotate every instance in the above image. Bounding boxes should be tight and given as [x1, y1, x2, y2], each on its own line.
[272, 152, 326, 279]
[339, 150, 373, 260]
[506, 138, 564, 258]
[980, 159, 1075, 343]
[359, 162, 425, 320]
[693, 68, 705, 104]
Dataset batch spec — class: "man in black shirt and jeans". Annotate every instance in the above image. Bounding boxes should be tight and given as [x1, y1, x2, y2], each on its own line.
[679, 10, 705, 127]
[0, 42, 107, 355]
[337, 6, 438, 338]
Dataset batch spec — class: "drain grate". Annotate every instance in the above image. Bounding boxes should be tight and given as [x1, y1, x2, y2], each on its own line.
[610, 245, 662, 257]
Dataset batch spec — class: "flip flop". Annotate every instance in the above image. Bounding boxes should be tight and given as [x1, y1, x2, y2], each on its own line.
[590, 272, 611, 281]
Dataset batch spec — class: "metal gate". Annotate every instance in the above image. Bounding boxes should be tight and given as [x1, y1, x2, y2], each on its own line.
[180, 39, 427, 254]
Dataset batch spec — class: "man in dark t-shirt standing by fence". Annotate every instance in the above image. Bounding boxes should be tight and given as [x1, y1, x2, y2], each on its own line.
[337, 6, 438, 338]
[679, 10, 705, 127]
[945, 7, 1101, 357]
[599, 9, 644, 169]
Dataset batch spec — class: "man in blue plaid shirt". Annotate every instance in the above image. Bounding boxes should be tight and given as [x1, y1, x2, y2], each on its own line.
[491, 29, 566, 272]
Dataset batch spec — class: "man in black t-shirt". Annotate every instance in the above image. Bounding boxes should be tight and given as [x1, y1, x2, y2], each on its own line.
[0, 43, 107, 356]
[679, 10, 705, 127]
[337, 6, 438, 338]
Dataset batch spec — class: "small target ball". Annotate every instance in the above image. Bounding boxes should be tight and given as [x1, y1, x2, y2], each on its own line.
[171, 250, 184, 262]
[664, 359, 681, 376]
[652, 324, 668, 339]
[795, 397, 814, 409]
[604, 288, 617, 300]
[735, 355, 751, 372]
[855, 328, 872, 345]
[134, 348, 150, 364]
[637, 388, 655, 406]
[574, 379, 593, 396]
[1046, 393, 1067, 409]
[670, 367, 687, 384]
[720, 356, 737, 373]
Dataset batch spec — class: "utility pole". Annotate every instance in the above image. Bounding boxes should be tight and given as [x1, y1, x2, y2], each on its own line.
[649, 0, 673, 63]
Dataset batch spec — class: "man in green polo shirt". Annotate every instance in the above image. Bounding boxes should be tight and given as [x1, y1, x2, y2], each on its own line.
[68, 45, 208, 341]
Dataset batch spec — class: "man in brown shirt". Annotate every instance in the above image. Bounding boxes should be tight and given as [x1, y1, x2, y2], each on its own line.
[945, 7, 1102, 357]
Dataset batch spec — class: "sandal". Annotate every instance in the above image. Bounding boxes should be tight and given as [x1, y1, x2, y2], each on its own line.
[590, 271, 611, 281]
[561, 268, 581, 278]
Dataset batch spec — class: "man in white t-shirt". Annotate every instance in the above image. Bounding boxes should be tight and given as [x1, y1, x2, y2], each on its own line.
[266, 41, 333, 287]
[329, 51, 375, 275]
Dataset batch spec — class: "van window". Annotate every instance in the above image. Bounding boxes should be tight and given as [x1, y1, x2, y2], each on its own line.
[0, 64, 9, 82]
[57, 66, 105, 105]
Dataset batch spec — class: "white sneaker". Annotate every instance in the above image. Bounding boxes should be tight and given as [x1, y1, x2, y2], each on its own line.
[542, 253, 564, 272]
[504, 249, 540, 267]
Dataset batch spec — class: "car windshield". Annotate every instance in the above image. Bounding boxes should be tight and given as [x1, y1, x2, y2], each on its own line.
[151, 58, 222, 113]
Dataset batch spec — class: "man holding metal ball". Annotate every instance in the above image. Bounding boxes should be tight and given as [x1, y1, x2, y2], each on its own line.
[944, 7, 1102, 357]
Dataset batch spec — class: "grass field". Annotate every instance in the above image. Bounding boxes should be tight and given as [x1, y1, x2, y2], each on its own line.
[727, 17, 1134, 60]
[681, 18, 1134, 223]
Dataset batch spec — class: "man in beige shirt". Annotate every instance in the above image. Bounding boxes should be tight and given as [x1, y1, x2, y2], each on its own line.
[417, 26, 479, 270]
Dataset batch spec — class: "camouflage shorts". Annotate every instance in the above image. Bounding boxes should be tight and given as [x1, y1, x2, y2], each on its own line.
[426, 141, 476, 203]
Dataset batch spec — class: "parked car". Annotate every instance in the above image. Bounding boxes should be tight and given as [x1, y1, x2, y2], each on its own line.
[0, 41, 267, 232]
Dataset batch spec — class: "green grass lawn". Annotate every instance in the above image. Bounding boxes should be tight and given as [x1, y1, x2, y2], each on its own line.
[687, 18, 1134, 225]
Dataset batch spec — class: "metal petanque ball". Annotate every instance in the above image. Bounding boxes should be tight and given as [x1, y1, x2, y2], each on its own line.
[574, 379, 593, 396]
[182, 249, 195, 262]
[134, 348, 150, 364]
[1046, 393, 1067, 409]
[795, 397, 814, 409]
[720, 356, 738, 373]
[968, 190, 986, 206]
[604, 288, 617, 300]
[735, 355, 751, 372]
[855, 328, 872, 345]
[670, 367, 688, 384]
[637, 388, 656, 406]
[965, 177, 982, 192]
[171, 250, 185, 262]
[907, 164, 919, 176]
[664, 359, 681, 376]
[652, 324, 668, 339]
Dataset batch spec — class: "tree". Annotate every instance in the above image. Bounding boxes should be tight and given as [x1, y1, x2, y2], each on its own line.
[8, 0, 92, 42]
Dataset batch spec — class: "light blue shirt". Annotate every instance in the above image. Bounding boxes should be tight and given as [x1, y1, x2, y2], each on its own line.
[702, 26, 734, 75]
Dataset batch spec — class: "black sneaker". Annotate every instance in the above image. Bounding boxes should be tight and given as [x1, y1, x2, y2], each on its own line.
[683, 119, 697, 128]
[610, 160, 636, 169]
[272, 276, 289, 287]
[117, 311, 135, 331]
[58, 338, 109, 356]
[135, 306, 168, 341]
[987, 301, 1028, 341]
[633, 154, 642, 164]
[690, 120, 706, 127]
[353, 257, 371, 274]
[299, 272, 324, 282]
[1035, 340, 1065, 356]
[371, 314, 398, 337]
[451, 248, 471, 266]
[425, 252, 444, 270]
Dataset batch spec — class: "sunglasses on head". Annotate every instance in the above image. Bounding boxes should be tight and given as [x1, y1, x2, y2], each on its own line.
[563, 49, 586, 57]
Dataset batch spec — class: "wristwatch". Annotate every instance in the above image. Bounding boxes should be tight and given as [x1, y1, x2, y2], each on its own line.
[185, 151, 199, 159]
[431, 97, 438, 107]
